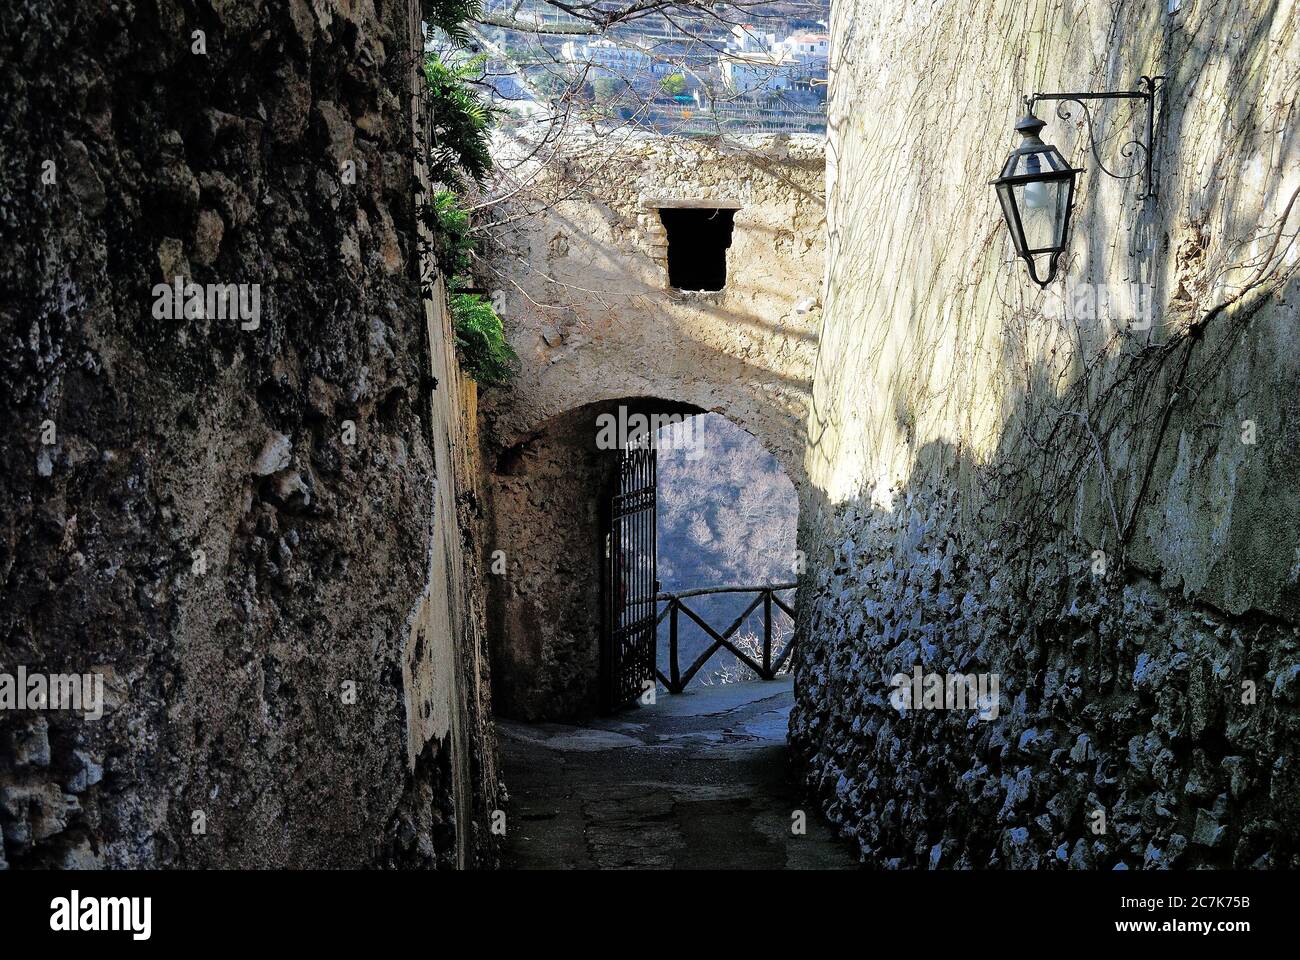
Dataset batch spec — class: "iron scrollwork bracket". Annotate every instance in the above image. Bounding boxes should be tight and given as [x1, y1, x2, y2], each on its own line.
[1027, 75, 1166, 199]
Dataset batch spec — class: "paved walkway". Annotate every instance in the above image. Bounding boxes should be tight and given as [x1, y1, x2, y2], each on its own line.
[497, 678, 857, 869]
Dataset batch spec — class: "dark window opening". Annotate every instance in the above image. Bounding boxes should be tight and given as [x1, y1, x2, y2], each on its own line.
[659, 207, 736, 291]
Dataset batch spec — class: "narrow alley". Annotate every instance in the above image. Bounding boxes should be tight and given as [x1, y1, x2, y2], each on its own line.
[498, 679, 855, 869]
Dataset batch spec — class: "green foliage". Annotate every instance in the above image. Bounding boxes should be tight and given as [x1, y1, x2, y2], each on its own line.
[417, 1, 514, 385]
[450, 291, 517, 386]
[423, 52, 494, 186]
[415, 190, 516, 385]
[659, 73, 687, 97]
[422, 190, 474, 279]
[594, 76, 636, 111]
[423, 0, 482, 45]
[593, 77, 623, 100]
[534, 72, 572, 100]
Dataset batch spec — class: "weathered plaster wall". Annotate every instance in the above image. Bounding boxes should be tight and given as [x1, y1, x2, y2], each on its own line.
[793, 0, 1300, 867]
[402, 276, 501, 867]
[0, 0, 497, 868]
[480, 134, 825, 720]
[480, 132, 825, 487]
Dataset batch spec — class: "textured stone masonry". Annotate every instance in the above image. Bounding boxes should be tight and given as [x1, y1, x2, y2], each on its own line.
[792, 0, 1300, 868]
[0, 0, 497, 869]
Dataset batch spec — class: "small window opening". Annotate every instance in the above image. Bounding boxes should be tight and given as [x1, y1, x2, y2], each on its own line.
[659, 207, 736, 291]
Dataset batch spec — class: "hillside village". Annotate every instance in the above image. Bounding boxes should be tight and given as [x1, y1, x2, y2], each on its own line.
[475, 0, 829, 133]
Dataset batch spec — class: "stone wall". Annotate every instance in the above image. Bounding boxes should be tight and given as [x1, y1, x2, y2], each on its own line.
[792, 0, 1300, 867]
[487, 402, 619, 720]
[0, 0, 497, 868]
[480, 132, 826, 487]
[478, 133, 824, 719]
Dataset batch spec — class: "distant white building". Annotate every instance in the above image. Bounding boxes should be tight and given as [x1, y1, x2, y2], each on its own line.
[720, 26, 828, 94]
[727, 24, 777, 55]
[720, 51, 796, 94]
[560, 37, 654, 76]
[774, 32, 829, 66]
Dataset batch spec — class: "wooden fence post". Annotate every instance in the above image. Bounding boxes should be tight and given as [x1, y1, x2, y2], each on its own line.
[669, 599, 680, 693]
[762, 589, 773, 679]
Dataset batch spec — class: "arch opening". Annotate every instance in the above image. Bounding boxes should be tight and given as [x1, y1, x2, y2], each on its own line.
[655, 412, 799, 689]
[485, 399, 799, 722]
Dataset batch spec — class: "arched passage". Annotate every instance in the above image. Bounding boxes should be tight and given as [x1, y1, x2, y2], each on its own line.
[486, 399, 849, 869]
[478, 136, 823, 722]
[485, 397, 801, 721]
[473, 135, 846, 866]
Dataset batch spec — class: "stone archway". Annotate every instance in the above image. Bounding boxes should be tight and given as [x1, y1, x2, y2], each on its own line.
[478, 135, 825, 721]
[485, 397, 689, 720]
[478, 133, 826, 485]
[485, 397, 804, 721]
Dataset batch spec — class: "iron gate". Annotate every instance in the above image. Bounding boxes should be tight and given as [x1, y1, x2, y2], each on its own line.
[603, 436, 657, 712]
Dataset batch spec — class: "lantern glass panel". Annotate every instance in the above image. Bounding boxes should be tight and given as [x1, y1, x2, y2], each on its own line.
[1012, 177, 1068, 252]
[995, 182, 1025, 255]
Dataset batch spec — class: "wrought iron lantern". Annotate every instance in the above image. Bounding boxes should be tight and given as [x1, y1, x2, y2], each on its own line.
[990, 108, 1082, 287]
[992, 76, 1165, 287]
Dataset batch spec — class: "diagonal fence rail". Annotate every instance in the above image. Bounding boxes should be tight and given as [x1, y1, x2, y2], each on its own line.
[654, 583, 797, 694]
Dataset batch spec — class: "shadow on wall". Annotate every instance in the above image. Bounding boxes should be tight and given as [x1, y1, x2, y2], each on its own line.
[799, 255, 1300, 873]
[793, 0, 1299, 867]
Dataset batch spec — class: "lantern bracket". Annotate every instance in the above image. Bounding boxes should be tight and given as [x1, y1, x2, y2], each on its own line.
[1026, 75, 1166, 199]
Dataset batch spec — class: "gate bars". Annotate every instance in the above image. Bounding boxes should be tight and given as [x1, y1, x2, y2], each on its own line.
[604, 438, 658, 711]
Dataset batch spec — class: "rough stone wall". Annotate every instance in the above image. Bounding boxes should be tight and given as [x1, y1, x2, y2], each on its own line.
[479, 134, 824, 720]
[0, 0, 497, 868]
[792, 0, 1300, 867]
[487, 403, 618, 720]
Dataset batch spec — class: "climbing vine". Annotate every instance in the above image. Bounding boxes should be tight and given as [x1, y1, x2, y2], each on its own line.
[449, 291, 516, 386]
[984, 179, 1300, 604]
[423, 51, 494, 187]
